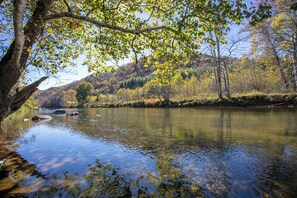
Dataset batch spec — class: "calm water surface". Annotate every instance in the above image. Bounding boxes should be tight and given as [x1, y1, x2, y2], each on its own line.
[1, 108, 297, 197]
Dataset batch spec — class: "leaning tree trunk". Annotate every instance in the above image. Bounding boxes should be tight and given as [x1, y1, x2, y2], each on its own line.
[0, 0, 54, 131]
[264, 29, 289, 92]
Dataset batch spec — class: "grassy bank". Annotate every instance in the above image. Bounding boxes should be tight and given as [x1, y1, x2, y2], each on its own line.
[85, 93, 297, 108]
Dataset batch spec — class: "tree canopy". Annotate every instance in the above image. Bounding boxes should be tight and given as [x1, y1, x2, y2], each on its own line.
[76, 81, 94, 103]
[0, 0, 272, 122]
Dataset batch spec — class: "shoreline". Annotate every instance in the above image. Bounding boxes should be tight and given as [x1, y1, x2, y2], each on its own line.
[83, 94, 297, 109]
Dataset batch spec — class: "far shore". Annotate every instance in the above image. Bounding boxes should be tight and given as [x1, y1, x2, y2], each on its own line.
[65, 93, 297, 109]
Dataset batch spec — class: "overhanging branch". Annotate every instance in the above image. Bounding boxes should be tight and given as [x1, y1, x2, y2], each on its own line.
[44, 12, 177, 34]
[10, 77, 47, 113]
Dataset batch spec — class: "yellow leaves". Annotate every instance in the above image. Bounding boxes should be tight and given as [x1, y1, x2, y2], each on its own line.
[23, 46, 32, 55]
[270, 11, 292, 32]
[46, 28, 53, 34]
[239, 56, 249, 67]
[229, 59, 281, 93]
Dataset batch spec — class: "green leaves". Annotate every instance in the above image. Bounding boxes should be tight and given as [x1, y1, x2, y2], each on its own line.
[76, 81, 94, 103]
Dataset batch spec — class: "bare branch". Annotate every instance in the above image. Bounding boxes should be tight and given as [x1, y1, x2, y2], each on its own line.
[9, 0, 26, 67]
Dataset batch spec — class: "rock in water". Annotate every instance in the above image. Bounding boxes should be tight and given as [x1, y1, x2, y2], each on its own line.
[32, 115, 52, 121]
[69, 112, 79, 116]
[53, 109, 66, 114]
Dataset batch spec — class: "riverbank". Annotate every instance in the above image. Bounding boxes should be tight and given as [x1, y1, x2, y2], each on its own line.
[84, 93, 297, 108]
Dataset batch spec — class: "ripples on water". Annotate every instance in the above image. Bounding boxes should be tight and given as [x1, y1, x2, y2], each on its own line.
[1, 108, 297, 197]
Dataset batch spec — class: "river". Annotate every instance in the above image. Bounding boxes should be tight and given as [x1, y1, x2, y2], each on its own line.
[1, 108, 297, 197]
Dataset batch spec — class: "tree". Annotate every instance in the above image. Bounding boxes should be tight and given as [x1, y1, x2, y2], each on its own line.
[249, 22, 289, 91]
[171, 73, 184, 99]
[143, 80, 172, 104]
[64, 89, 78, 107]
[0, 0, 272, 130]
[210, 35, 246, 99]
[76, 82, 94, 103]
[271, 0, 297, 89]
[248, 0, 297, 91]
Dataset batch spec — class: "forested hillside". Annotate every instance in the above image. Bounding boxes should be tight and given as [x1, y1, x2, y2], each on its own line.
[34, 54, 216, 107]
[34, 50, 294, 108]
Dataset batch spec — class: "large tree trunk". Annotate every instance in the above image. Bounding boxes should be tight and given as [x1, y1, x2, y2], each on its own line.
[0, 0, 54, 128]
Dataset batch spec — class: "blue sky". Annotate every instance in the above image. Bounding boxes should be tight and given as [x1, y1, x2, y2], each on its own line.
[32, 57, 133, 90]
[30, 65, 91, 90]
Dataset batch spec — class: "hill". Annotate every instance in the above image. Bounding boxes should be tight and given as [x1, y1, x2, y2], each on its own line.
[33, 54, 218, 108]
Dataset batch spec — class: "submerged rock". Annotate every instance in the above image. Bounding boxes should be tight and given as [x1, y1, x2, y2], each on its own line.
[69, 112, 79, 116]
[32, 115, 52, 121]
[53, 109, 66, 114]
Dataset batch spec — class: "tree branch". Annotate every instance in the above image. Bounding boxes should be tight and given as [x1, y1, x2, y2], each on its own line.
[62, 0, 72, 13]
[44, 12, 177, 34]
[9, 0, 26, 67]
[10, 77, 47, 113]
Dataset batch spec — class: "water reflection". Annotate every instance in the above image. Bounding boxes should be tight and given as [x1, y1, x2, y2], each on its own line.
[1, 108, 297, 197]
[5, 158, 204, 197]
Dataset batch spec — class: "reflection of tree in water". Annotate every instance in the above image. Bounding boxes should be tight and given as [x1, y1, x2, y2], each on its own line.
[1, 119, 33, 139]
[148, 153, 204, 197]
[14, 157, 205, 197]
[161, 109, 173, 136]
[0, 138, 46, 197]
[252, 145, 297, 197]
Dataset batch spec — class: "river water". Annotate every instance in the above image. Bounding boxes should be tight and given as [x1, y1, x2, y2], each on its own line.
[1, 108, 297, 197]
